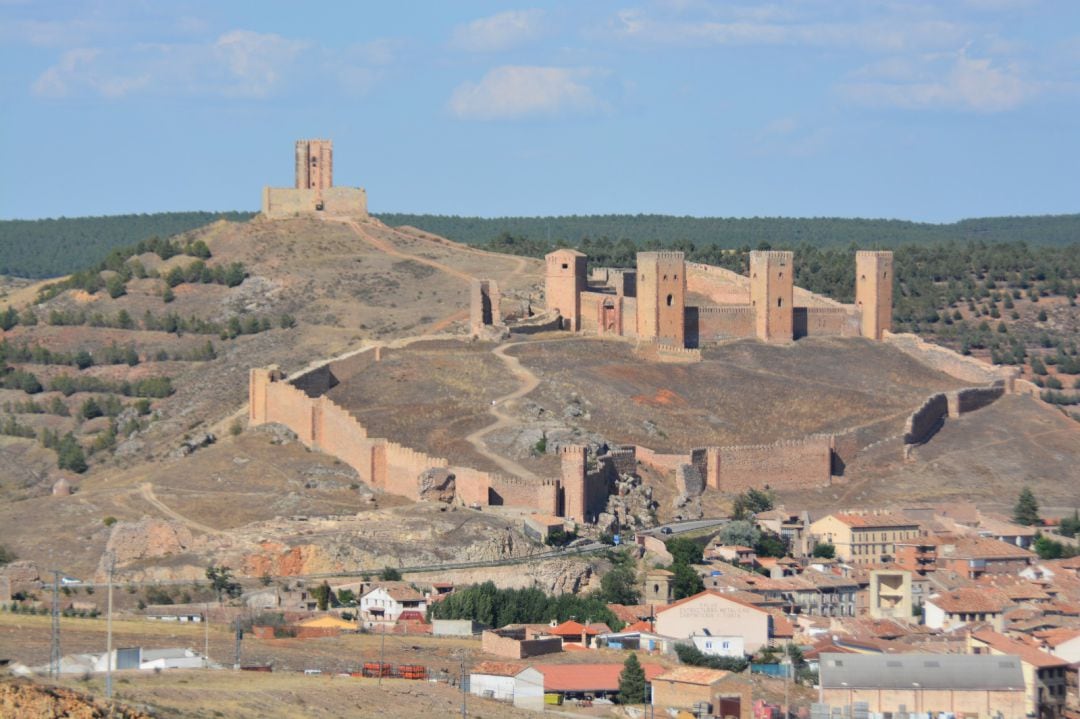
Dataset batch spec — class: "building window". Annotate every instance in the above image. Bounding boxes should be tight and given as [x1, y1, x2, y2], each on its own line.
[666, 294, 673, 307]
[777, 298, 783, 308]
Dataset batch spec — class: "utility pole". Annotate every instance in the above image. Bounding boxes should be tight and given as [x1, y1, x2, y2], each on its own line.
[460, 654, 467, 719]
[50, 570, 60, 679]
[234, 615, 242, 670]
[378, 622, 386, 687]
[203, 603, 209, 668]
[105, 555, 114, 699]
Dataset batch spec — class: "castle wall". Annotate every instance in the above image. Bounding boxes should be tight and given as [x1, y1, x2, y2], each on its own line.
[794, 306, 860, 339]
[695, 305, 755, 341]
[903, 393, 948, 445]
[488, 475, 560, 516]
[883, 332, 1017, 386]
[470, 279, 502, 336]
[953, 385, 1005, 414]
[703, 435, 833, 492]
[561, 446, 587, 521]
[261, 186, 368, 218]
[686, 262, 751, 305]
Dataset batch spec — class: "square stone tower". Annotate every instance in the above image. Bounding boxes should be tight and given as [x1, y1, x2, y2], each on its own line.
[545, 249, 587, 331]
[295, 139, 333, 191]
[636, 251, 686, 347]
[750, 250, 794, 342]
[855, 251, 894, 340]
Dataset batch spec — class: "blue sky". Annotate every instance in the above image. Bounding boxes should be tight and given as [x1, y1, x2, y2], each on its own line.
[1, 1, 1078, 222]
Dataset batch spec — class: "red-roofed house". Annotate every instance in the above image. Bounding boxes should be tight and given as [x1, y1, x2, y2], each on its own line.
[925, 588, 1010, 632]
[654, 590, 775, 653]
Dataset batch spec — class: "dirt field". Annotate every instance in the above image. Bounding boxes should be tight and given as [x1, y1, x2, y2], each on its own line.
[326, 340, 520, 472]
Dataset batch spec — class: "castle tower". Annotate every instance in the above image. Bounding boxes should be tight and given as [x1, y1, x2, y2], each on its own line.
[855, 251, 894, 340]
[470, 279, 502, 336]
[559, 445, 587, 521]
[750, 250, 794, 343]
[545, 249, 587, 331]
[295, 139, 333, 191]
[636, 251, 686, 347]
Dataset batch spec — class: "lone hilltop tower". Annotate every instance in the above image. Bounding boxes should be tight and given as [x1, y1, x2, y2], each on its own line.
[261, 139, 367, 218]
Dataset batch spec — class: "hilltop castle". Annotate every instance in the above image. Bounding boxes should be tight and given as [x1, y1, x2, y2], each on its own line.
[543, 248, 893, 347]
[261, 139, 368, 218]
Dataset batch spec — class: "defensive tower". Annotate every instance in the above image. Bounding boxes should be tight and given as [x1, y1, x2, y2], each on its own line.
[295, 139, 333, 191]
[545, 249, 587, 331]
[750, 250, 794, 343]
[636, 251, 686, 346]
[855, 251, 894, 340]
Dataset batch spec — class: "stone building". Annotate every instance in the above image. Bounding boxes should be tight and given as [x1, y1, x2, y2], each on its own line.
[808, 512, 921, 565]
[262, 139, 367, 218]
[546, 248, 893, 350]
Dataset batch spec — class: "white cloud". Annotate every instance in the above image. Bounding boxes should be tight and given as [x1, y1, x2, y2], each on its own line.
[451, 9, 546, 52]
[840, 50, 1031, 111]
[31, 30, 307, 99]
[448, 65, 606, 120]
[610, 8, 966, 53]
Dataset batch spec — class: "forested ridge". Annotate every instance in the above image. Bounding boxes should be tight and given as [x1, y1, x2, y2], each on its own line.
[377, 212, 1080, 250]
[0, 212, 254, 278]
[2, 210, 1079, 279]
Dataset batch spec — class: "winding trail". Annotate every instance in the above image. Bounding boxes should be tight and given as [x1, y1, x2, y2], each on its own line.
[138, 482, 221, 535]
[463, 341, 543, 480]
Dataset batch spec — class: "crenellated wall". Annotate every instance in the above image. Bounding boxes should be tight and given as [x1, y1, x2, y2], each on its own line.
[693, 305, 755, 342]
[697, 435, 834, 492]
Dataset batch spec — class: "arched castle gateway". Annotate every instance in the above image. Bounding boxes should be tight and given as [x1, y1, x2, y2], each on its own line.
[547, 248, 893, 348]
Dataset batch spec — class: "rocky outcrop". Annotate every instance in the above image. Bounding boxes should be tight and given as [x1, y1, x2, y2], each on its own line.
[0, 678, 153, 719]
[105, 518, 195, 566]
[417, 468, 456, 503]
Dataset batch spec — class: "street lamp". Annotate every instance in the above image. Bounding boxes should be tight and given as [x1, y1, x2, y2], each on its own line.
[781, 656, 793, 719]
[912, 682, 920, 716]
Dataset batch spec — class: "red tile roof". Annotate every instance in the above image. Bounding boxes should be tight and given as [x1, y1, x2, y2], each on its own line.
[654, 666, 731, 686]
[928, 588, 1010, 614]
[654, 590, 768, 617]
[535, 662, 666, 692]
[971, 629, 1071, 668]
[830, 512, 920, 529]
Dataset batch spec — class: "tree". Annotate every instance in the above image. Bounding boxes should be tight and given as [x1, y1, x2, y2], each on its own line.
[665, 537, 703, 566]
[1013, 488, 1041, 526]
[379, 566, 402, 581]
[0, 544, 16, 565]
[754, 530, 789, 558]
[674, 643, 749, 672]
[811, 542, 836, 559]
[617, 653, 647, 705]
[732, 488, 774, 520]
[206, 564, 242, 603]
[1033, 534, 1078, 560]
[312, 581, 333, 611]
[599, 553, 640, 605]
[671, 562, 704, 600]
[718, 520, 760, 549]
[1059, 510, 1080, 538]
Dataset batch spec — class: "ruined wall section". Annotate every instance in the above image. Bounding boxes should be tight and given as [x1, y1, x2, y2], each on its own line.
[686, 262, 750, 305]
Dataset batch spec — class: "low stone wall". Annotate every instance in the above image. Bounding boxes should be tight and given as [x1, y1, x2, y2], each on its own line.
[952, 385, 1005, 415]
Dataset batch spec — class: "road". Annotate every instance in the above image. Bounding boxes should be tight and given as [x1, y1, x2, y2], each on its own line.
[637, 517, 729, 537]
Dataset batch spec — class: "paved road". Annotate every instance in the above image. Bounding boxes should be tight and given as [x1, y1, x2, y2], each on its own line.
[638, 517, 729, 537]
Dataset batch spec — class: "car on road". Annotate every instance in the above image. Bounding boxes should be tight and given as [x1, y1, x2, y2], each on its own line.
[60, 576, 81, 586]
[660, 526, 673, 535]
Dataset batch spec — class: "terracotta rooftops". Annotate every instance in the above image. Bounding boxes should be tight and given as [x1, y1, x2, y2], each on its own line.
[535, 662, 666, 692]
[971, 629, 1071, 668]
[928, 588, 1010, 614]
[831, 512, 920, 529]
[654, 590, 768, 616]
